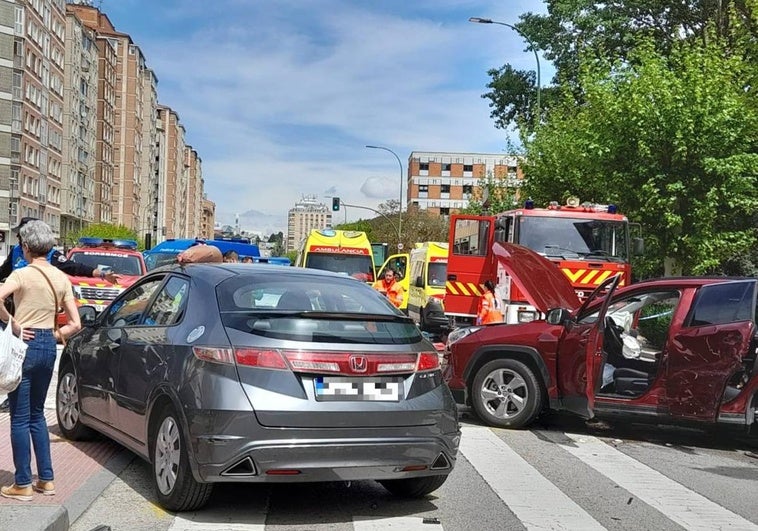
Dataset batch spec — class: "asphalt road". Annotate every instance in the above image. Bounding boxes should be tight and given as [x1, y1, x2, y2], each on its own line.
[68, 409, 758, 531]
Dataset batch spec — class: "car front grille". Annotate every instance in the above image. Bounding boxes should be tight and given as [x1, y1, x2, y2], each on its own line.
[78, 286, 122, 301]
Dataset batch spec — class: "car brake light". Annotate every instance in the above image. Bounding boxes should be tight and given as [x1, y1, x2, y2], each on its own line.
[192, 346, 234, 365]
[417, 352, 440, 372]
[235, 348, 289, 370]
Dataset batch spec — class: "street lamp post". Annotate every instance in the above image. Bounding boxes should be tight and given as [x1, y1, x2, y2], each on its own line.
[365, 145, 403, 249]
[469, 17, 541, 118]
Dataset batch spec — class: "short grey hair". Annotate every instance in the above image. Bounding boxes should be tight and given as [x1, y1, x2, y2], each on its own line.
[19, 219, 56, 257]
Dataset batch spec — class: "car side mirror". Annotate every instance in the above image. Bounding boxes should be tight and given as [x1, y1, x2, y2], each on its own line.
[415, 276, 423, 288]
[78, 306, 98, 326]
[546, 308, 572, 326]
[632, 237, 644, 256]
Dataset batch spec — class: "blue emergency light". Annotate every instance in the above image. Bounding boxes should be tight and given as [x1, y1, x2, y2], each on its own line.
[78, 237, 138, 250]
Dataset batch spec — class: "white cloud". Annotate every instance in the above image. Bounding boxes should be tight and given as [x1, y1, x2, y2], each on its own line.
[105, 1, 549, 234]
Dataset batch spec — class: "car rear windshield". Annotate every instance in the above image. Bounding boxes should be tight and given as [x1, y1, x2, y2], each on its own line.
[217, 274, 422, 344]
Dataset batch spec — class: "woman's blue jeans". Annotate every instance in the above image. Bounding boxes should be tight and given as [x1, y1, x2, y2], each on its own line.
[8, 329, 56, 487]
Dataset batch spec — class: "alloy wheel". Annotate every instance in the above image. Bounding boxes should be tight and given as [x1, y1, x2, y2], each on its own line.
[155, 416, 181, 495]
[57, 372, 80, 430]
[479, 367, 528, 420]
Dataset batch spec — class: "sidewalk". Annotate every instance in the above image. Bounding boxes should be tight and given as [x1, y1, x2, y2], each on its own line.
[0, 348, 134, 530]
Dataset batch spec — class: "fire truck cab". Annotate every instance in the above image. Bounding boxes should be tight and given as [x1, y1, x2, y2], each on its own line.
[66, 237, 147, 313]
[445, 198, 641, 327]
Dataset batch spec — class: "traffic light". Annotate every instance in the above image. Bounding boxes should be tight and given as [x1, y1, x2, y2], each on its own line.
[332, 197, 340, 211]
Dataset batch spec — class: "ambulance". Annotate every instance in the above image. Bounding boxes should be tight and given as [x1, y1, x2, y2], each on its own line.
[295, 229, 375, 283]
[406, 242, 448, 332]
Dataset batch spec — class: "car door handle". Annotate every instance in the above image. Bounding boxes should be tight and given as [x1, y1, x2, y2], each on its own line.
[448, 275, 457, 281]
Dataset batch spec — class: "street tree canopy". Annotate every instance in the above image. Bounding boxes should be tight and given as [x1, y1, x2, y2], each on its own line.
[522, 39, 758, 277]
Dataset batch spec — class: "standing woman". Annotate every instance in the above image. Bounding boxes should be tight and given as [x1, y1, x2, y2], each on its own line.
[476, 279, 503, 325]
[0, 220, 80, 500]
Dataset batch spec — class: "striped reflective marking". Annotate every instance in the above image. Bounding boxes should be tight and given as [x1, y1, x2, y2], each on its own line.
[354, 516, 444, 530]
[460, 426, 605, 530]
[552, 432, 758, 531]
[445, 281, 482, 297]
[561, 269, 618, 286]
[168, 511, 265, 530]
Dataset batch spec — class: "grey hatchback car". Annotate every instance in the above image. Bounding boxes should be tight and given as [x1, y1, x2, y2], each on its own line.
[56, 263, 460, 511]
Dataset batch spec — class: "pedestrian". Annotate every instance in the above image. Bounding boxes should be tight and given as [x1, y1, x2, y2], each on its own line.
[223, 250, 239, 263]
[242, 256, 254, 263]
[0, 217, 117, 411]
[0, 220, 81, 501]
[476, 279, 503, 325]
[373, 268, 404, 309]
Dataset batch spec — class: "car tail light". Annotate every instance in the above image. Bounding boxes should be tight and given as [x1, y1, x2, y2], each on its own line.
[234, 348, 289, 370]
[192, 346, 234, 365]
[417, 352, 440, 372]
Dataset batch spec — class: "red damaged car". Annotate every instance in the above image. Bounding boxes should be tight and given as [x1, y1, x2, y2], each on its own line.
[443, 242, 758, 433]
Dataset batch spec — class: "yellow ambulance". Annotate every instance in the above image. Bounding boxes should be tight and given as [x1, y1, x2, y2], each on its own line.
[407, 242, 448, 331]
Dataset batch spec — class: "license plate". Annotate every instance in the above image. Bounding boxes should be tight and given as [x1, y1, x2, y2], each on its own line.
[314, 377, 403, 402]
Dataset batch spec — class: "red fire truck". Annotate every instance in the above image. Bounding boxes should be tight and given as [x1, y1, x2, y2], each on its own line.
[445, 198, 642, 327]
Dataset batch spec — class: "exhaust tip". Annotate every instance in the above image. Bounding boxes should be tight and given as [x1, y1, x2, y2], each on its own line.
[431, 452, 451, 470]
[221, 456, 256, 476]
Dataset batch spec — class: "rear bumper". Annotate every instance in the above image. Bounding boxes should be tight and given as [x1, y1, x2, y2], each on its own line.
[194, 433, 459, 483]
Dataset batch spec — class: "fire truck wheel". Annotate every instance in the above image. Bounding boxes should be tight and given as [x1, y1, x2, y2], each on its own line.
[471, 358, 543, 429]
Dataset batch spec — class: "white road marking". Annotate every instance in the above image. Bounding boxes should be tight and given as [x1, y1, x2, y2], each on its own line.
[553, 432, 758, 531]
[460, 426, 606, 530]
[353, 516, 444, 530]
[168, 510, 266, 530]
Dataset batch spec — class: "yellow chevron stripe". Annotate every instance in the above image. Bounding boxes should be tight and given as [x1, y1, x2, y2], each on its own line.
[562, 269, 584, 283]
[469, 283, 483, 297]
[446, 281, 459, 295]
[591, 270, 613, 285]
[580, 270, 599, 284]
[456, 282, 471, 296]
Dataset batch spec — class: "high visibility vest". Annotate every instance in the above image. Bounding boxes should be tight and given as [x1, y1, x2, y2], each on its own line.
[477, 291, 503, 325]
[373, 279, 404, 308]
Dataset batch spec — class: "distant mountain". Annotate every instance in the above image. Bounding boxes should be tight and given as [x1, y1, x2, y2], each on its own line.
[216, 209, 287, 238]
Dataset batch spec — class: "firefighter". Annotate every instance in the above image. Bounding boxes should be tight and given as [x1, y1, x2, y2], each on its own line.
[374, 268, 404, 309]
[476, 279, 503, 325]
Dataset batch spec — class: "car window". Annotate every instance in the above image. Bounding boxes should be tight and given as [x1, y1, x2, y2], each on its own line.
[105, 278, 164, 327]
[143, 276, 189, 326]
[217, 273, 421, 344]
[688, 281, 756, 327]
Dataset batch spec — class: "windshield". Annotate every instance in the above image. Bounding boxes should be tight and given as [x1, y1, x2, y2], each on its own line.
[144, 252, 179, 271]
[517, 216, 629, 261]
[69, 252, 143, 276]
[305, 253, 375, 282]
[217, 274, 419, 344]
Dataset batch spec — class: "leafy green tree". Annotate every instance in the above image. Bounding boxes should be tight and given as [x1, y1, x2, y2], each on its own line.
[67, 223, 140, 250]
[484, 0, 758, 132]
[522, 40, 758, 277]
[461, 170, 520, 215]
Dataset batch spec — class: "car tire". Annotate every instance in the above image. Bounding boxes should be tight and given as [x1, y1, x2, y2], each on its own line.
[152, 405, 213, 512]
[379, 474, 449, 497]
[471, 358, 543, 429]
[56, 364, 95, 441]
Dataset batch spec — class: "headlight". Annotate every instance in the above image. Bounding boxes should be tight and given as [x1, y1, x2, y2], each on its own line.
[447, 326, 483, 346]
[517, 311, 537, 323]
[72, 285, 83, 298]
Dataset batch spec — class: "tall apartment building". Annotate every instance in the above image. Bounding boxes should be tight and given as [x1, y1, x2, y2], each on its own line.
[138, 66, 158, 240]
[199, 195, 215, 240]
[68, 2, 157, 230]
[61, 7, 97, 243]
[182, 147, 201, 237]
[407, 151, 522, 215]
[155, 105, 186, 240]
[286, 195, 332, 252]
[2, 0, 67, 245]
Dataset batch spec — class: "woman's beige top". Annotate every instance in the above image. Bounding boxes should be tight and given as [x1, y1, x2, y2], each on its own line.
[5, 263, 74, 329]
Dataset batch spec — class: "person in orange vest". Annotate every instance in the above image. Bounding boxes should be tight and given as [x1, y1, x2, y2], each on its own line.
[477, 279, 503, 325]
[374, 268, 404, 308]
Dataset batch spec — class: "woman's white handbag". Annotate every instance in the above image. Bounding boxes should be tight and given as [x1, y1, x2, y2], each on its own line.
[0, 317, 28, 394]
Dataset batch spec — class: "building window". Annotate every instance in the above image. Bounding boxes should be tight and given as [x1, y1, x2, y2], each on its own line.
[419, 162, 429, 171]
[463, 164, 473, 172]
[441, 184, 450, 194]
[440, 208, 450, 215]
[418, 184, 428, 199]
[442, 163, 451, 172]
[463, 185, 473, 195]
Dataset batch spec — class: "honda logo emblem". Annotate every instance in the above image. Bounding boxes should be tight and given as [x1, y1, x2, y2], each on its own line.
[349, 355, 368, 373]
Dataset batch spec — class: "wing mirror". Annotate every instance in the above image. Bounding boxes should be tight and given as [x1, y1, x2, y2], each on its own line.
[632, 237, 644, 256]
[78, 305, 98, 326]
[546, 308, 572, 326]
[415, 276, 423, 288]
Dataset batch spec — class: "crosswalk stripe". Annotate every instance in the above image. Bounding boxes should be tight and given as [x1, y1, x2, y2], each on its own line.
[460, 426, 606, 530]
[168, 511, 266, 530]
[353, 516, 444, 530]
[553, 432, 758, 531]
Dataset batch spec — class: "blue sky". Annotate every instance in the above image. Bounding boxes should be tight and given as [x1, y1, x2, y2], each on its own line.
[99, 0, 551, 236]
